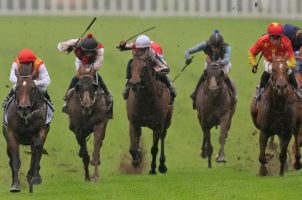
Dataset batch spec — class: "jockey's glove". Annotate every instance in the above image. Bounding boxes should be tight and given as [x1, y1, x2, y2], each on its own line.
[34, 80, 42, 86]
[252, 65, 258, 74]
[186, 58, 192, 65]
[67, 46, 74, 53]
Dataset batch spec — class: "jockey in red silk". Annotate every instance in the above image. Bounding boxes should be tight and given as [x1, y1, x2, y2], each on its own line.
[184, 30, 235, 109]
[3, 49, 52, 108]
[248, 22, 302, 99]
[57, 33, 113, 117]
[118, 34, 177, 104]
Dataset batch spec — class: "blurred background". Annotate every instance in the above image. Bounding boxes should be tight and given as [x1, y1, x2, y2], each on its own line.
[0, 0, 301, 19]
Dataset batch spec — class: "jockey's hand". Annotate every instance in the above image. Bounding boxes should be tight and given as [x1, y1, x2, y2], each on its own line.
[118, 40, 127, 51]
[67, 46, 74, 53]
[252, 65, 258, 73]
[33, 80, 41, 86]
[185, 58, 192, 65]
[154, 66, 161, 72]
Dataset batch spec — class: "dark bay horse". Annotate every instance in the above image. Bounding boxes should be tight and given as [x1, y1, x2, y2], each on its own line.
[65, 75, 110, 181]
[126, 52, 173, 174]
[195, 64, 236, 168]
[251, 59, 302, 176]
[2, 69, 49, 193]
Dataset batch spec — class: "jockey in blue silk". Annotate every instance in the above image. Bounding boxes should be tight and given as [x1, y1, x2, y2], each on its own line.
[283, 24, 302, 73]
[184, 30, 234, 109]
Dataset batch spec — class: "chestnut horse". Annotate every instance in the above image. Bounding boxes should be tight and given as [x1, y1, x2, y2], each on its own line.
[2, 68, 50, 193]
[65, 75, 110, 181]
[251, 59, 302, 176]
[126, 52, 173, 174]
[195, 63, 236, 168]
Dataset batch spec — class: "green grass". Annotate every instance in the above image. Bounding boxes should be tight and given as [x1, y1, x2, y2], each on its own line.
[0, 17, 302, 199]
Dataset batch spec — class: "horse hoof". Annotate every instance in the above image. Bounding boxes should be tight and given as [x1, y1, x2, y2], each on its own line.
[215, 155, 227, 163]
[149, 169, 157, 175]
[10, 184, 21, 192]
[293, 162, 302, 170]
[91, 175, 99, 182]
[31, 176, 42, 185]
[200, 151, 207, 158]
[158, 165, 168, 174]
[259, 165, 268, 176]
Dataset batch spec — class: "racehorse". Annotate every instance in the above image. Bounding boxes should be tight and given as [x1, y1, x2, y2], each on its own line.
[251, 58, 302, 176]
[2, 67, 50, 192]
[195, 63, 236, 168]
[126, 52, 173, 174]
[65, 74, 110, 181]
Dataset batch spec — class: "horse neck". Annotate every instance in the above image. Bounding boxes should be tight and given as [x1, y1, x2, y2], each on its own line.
[266, 84, 289, 112]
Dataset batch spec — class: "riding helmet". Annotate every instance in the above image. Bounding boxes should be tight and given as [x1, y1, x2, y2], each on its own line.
[81, 33, 98, 51]
[135, 35, 151, 49]
[267, 22, 283, 35]
[18, 49, 36, 63]
[209, 30, 224, 48]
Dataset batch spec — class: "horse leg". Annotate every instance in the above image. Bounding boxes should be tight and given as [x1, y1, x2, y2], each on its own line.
[90, 122, 107, 182]
[30, 131, 47, 186]
[7, 131, 21, 192]
[258, 131, 269, 176]
[293, 129, 302, 170]
[216, 116, 231, 163]
[279, 134, 292, 176]
[76, 133, 90, 181]
[149, 130, 160, 175]
[129, 123, 142, 168]
[201, 128, 213, 168]
[158, 130, 168, 174]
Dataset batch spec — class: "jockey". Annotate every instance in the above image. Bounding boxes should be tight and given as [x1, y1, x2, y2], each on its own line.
[118, 34, 177, 104]
[57, 33, 113, 118]
[184, 30, 234, 109]
[248, 22, 302, 100]
[3, 49, 52, 108]
[283, 24, 302, 71]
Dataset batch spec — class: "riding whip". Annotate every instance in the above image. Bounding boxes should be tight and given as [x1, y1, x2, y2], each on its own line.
[125, 26, 156, 42]
[68, 17, 97, 54]
[172, 56, 195, 83]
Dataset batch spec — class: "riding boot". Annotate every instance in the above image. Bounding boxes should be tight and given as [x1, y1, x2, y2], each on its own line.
[2, 89, 14, 108]
[191, 74, 206, 109]
[289, 71, 302, 98]
[256, 71, 270, 101]
[122, 80, 131, 100]
[62, 76, 79, 113]
[97, 74, 113, 119]
[161, 74, 177, 105]
[224, 76, 237, 103]
[122, 59, 133, 100]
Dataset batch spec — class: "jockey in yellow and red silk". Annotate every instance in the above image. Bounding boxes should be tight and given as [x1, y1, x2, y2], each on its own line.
[248, 22, 302, 100]
[57, 33, 113, 117]
[117, 34, 176, 104]
[184, 30, 235, 109]
[283, 23, 302, 72]
[3, 49, 52, 108]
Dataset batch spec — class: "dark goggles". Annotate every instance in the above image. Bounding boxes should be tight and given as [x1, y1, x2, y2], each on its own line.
[269, 35, 281, 41]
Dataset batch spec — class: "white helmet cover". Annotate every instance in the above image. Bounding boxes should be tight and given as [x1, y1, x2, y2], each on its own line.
[135, 35, 151, 48]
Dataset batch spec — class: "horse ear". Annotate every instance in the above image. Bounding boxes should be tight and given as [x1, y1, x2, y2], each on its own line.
[220, 70, 225, 78]
[272, 52, 276, 62]
[93, 83, 98, 90]
[15, 69, 20, 78]
[203, 69, 207, 77]
[75, 83, 80, 92]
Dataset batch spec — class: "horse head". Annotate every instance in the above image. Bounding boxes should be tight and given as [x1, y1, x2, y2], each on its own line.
[75, 75, 98, 115]
[15, 66, 41, 119]
[129, 52, 153, 93]
[204, 63, 225, 97]
[270, 59, 289, 96]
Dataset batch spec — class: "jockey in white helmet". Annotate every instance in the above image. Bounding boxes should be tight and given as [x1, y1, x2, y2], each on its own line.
[118, 34, 176, 104]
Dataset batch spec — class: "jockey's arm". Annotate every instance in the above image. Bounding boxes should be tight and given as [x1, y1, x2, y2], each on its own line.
[57, 38, 81, 52]
[9, 62, 18, 86]
[152, 53, 170, 74]
[34, 64, 51, 88]
[93, 48, 104, 71]
[184, 42, 207, 60]
[248, 51, 257, 66]
[118, 41, 133, 51]
[220, 46, 231, 66]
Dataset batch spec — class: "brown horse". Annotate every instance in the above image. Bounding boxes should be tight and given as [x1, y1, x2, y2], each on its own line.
[195, 63, 236, 168]
[65, 75, 110, 181]
[2, 68, 50, 193]
[126, 52, 173, 174]
[251, 59, 302, 176]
